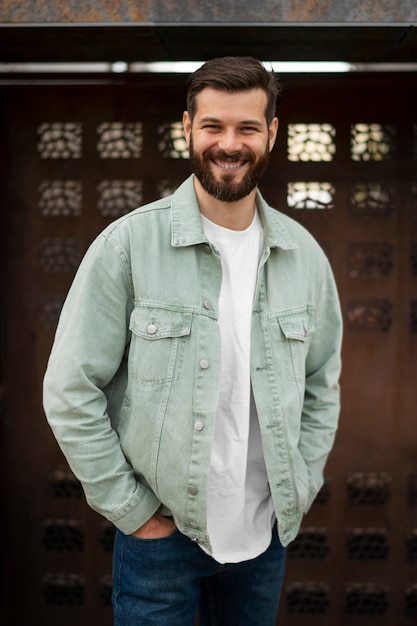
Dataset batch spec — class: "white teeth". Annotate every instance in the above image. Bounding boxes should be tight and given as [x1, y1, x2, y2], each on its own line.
[216, 161, 242, 170]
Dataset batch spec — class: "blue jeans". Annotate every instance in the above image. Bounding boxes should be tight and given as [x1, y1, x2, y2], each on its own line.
[112, 526, 286, 625]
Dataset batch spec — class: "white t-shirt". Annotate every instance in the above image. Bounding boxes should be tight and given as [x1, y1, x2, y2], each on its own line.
[201, 210, 275, 563]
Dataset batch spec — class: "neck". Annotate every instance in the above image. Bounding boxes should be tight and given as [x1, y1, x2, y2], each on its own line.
[193, 177, 257, 231]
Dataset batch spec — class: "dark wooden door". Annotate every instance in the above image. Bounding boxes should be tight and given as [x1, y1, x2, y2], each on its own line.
[1, 72, 416, 625]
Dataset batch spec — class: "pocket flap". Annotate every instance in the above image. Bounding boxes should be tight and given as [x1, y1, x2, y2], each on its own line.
[129, 306, 192, 340]
[277, 308, 315, 341]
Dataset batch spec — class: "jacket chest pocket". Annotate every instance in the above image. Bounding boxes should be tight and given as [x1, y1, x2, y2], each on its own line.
[274, 307, 315, 383]
[129, 306, 192, 384]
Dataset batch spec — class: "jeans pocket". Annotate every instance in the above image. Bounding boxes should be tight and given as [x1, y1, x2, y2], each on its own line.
[128, 527, 181, 543]
[112, 527, 202, 625]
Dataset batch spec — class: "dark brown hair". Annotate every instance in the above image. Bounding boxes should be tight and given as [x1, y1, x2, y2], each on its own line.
[186, 56, 280, 125]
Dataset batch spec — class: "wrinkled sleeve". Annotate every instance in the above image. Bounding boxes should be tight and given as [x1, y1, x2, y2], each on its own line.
[43, 234, 161, 533]
[300, 256, 343, 510]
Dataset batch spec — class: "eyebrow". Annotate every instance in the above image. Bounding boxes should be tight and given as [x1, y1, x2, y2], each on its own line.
[198, 116, 264, 128]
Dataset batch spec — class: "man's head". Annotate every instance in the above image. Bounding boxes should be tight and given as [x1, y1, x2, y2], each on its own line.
[183, 57, 280, 204]
[186, 56, 280, 127]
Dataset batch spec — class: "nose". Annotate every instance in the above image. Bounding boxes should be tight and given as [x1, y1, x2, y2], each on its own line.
[217, 129, 242, 154]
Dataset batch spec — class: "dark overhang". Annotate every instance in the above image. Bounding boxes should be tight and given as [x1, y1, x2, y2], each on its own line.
[0, 23, 416, 64]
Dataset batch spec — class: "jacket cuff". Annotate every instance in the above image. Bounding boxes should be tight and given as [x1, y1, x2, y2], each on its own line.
[106, 484, 162, 535]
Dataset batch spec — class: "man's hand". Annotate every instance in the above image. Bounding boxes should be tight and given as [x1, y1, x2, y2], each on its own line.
[131, 513, 177, 539]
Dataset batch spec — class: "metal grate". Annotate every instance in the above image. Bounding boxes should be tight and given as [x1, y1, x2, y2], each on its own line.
[348, 242, 393, 278]
[158, 121, 189, 159]
[405, 583, 417, 616]
[406, 529, 417, 561]
[346, 528, 389, 560]
[287, 123, 336, 162]
[39, 238, 83, 273]
[40, 295, 65, 329]
[100, 521, 116, 552]
[347, 300, 393, 333]
[350, 123, 396, 161]
[37, 122, 82, 159]
[42, 573, 85, 606]
[345, 582, 389, 615]
[42, 519, 84, 552]
[285, 582, 330, 614]
[287, 528, 329, 560]
[100, 574, 113, 607]
[97, 179, 143, 217]
[38, 180, 82, 217]
[350, 182, 395, 216]
[287, 181, 335, 210]
[312, 479, 331, 506]
[408, 473, 417, 504]
[346, 472, 391, 505]
[97, 122, 143, 159]
[47, 466, 83, 498]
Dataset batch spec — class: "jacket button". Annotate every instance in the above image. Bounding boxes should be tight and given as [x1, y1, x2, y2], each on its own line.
[188, 485, 197, 495]
[203, 244, 211, 254]
[203, 299, 212, 310]
[146, 323, 157, 335]
[199, 359, 209, 369]
[194, 420, 204, 431]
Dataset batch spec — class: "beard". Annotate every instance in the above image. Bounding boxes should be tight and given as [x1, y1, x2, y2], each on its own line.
[189, 136, 270, 203]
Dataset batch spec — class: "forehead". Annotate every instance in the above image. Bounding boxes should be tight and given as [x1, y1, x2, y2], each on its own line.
[193, 87, 268, 123]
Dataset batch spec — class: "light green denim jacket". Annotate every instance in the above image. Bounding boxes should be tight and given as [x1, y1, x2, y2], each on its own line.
[43, 175, 342, 550]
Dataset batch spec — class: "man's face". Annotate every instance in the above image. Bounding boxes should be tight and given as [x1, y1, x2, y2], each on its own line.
[183, 87, 278, 203]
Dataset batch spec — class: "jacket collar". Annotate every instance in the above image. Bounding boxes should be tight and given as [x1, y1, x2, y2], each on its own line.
[171, 175, 298, 251]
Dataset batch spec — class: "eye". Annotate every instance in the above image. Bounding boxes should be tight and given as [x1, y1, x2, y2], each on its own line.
[202, 124, 221, 131]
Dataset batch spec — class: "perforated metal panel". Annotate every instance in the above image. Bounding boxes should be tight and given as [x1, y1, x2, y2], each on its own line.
[1, 72, 416, 625]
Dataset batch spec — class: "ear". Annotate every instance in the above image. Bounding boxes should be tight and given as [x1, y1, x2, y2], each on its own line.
[182, 111, 192, 146]
[268, 117, 279, 151]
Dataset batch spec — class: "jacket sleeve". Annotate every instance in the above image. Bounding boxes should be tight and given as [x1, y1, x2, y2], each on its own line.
[300, 255, 343, 510]
[43, 233, 161, 533]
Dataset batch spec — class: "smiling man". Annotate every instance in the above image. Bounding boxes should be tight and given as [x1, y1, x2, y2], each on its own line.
[185, 86, 277, 213]
[44, 57, 343, 625]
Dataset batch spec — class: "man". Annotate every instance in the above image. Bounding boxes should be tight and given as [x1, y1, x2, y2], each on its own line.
[44, 56, 342, 625]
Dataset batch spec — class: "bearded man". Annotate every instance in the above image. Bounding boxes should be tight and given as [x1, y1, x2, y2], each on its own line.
[44, 56, 342, 626]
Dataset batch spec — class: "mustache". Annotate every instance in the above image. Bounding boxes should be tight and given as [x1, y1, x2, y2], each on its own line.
[202, 148, 256, 164]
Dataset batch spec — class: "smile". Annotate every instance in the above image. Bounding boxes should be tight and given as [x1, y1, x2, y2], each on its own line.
[213, 160, 246, 170]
